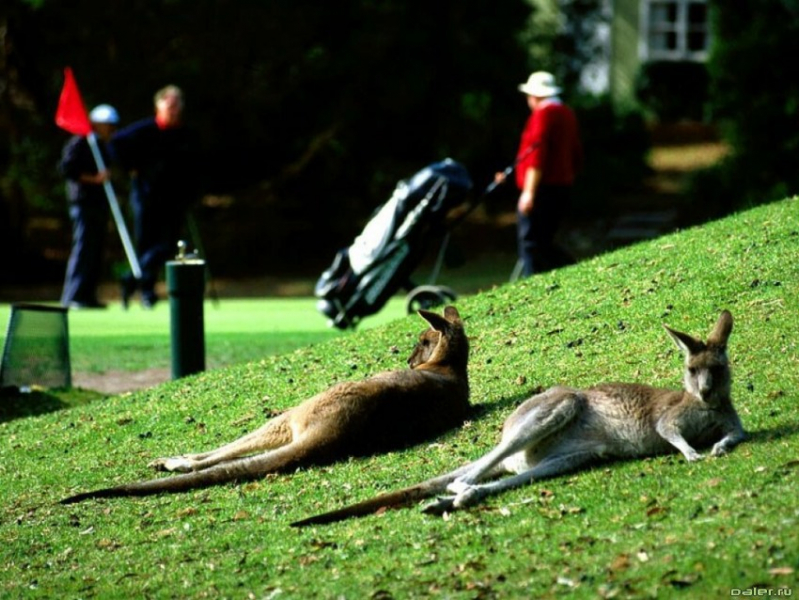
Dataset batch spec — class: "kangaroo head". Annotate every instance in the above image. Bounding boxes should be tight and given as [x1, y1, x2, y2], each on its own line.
[407, 305, 468, 372]
[664, 310, 733, 404]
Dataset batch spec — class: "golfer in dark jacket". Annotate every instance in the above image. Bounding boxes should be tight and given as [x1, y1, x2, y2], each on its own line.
[110, 85, 199, 308]
[60, 104, 120, 309]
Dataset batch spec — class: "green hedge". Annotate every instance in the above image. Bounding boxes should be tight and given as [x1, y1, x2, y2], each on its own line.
[635, 61, 709, 122]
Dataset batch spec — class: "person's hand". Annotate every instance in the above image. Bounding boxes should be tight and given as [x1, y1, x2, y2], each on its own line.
[517, 190, 534, 215]
[81, 170, 110, 185]
[494, 171, 507, 185]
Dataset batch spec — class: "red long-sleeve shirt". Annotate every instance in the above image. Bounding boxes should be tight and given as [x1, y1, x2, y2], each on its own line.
[515, 99, 583, 189]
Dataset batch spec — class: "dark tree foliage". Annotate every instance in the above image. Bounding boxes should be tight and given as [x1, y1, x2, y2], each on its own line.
[520, 0, 609, 93]
[1, 0, 651, 280]
[1, 0, 542, 277]
[551, 0, 609, 92]
[1, 0, 531, 210]
[635, 61, 709, 122]
[696, 1, 799, 210]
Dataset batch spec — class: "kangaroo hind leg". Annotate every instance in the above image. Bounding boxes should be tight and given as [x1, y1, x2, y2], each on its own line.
[149, 411, 295, 473]
[450, 387, 587, 491]
[424, 389, 587, 515]
[451, 450, 597, 510]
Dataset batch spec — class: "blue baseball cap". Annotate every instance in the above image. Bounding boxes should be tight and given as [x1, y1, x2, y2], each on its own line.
[89, 104, 120, 124]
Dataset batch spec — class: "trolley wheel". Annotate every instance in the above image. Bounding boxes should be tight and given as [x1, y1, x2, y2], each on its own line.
[406, 285, 458, 314]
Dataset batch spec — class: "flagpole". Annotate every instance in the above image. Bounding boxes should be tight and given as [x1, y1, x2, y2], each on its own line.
[85, 133, 142, 280]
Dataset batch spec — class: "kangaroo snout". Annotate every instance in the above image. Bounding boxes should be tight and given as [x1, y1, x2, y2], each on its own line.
[697, 369, 713, 398]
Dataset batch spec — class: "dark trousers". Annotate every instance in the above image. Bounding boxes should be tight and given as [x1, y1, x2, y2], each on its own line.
[62, 200, 108, 305]
[516, 184, 575, 277]
[123, 183, 185, 302]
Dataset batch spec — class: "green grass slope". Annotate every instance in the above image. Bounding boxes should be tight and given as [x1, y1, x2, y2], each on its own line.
[2, 198, 798, 599]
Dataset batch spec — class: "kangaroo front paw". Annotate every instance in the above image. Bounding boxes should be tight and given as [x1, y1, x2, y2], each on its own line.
[148, 456, 194, 472]
[711, 443, 728, 457]
[684, 450, 704, 462]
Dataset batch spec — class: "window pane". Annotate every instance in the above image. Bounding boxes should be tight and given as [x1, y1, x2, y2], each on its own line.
[650, 31, 678, 51]
[688, 3, 707, 25]
[650, 2, 678, 25]
[688, 31, 707, 51]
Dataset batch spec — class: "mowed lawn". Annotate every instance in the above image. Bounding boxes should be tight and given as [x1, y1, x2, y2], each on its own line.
[0, 297, 408, 376]
[1, 197, 798, 599]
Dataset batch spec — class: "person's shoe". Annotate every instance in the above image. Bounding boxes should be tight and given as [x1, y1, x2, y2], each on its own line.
[67, 300, 107, 310]
[141, 295, 157, 310]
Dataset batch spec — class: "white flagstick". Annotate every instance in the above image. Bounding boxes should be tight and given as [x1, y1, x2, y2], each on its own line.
[85, 132, 142, 279]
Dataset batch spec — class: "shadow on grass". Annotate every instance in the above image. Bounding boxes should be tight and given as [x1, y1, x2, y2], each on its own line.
[0, 387, 67, 423]
[467, 387, 544, 422]
[0, 386, 106, 423]
[746, 424, 799, 444]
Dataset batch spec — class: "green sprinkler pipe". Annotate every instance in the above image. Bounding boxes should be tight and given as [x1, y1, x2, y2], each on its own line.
[166, 241, 206, 379]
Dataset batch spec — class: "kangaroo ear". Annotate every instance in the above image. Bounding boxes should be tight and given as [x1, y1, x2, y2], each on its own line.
[708, 310, 733, 347]
[418, 308, 451, 332]
[664, 324, 704, 356]
[443, 305, 461, 324]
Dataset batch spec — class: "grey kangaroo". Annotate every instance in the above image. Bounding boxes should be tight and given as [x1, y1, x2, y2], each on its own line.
[293, 310, 745, 526]
[61, 306, 470, 504]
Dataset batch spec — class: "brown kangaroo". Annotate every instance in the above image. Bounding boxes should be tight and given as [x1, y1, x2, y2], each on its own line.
[293, 310, 745, 526]
[61, 306, 470, 504]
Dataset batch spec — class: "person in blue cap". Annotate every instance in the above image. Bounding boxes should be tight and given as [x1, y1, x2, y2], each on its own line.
[59, 104, 120, 309]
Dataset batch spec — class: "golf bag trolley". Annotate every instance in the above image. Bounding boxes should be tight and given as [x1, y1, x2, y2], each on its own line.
[315, 159, 473, 329]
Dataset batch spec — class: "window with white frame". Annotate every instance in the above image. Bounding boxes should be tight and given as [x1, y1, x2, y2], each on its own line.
[640, 0, 709, 61]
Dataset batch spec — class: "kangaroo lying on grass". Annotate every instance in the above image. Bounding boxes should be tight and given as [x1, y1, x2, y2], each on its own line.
[293, 310, 746, 527]
[61, 306, 470, 504]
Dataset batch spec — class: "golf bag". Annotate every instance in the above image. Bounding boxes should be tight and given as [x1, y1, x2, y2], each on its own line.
[315, 158, 473, 329]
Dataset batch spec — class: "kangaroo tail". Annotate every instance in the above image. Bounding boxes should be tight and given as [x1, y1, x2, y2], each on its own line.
[60, 441, 315, 504]
[290, 463, 473, 527]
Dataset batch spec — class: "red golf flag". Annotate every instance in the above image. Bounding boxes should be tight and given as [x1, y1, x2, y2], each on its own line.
[55, 67, 92, 136]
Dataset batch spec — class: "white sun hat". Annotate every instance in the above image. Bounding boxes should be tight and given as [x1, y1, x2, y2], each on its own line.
[89, 104, 120, 124]
[518, 71, 562, 97]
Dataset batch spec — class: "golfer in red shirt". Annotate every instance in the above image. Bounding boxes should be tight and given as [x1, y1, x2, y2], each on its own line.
[498, 71, 583, 277]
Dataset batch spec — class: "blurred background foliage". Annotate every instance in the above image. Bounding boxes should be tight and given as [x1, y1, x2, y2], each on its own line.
[687, 0, 799, 215]
[4, 0, 793, 284]
[0, 0, 535, 279]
